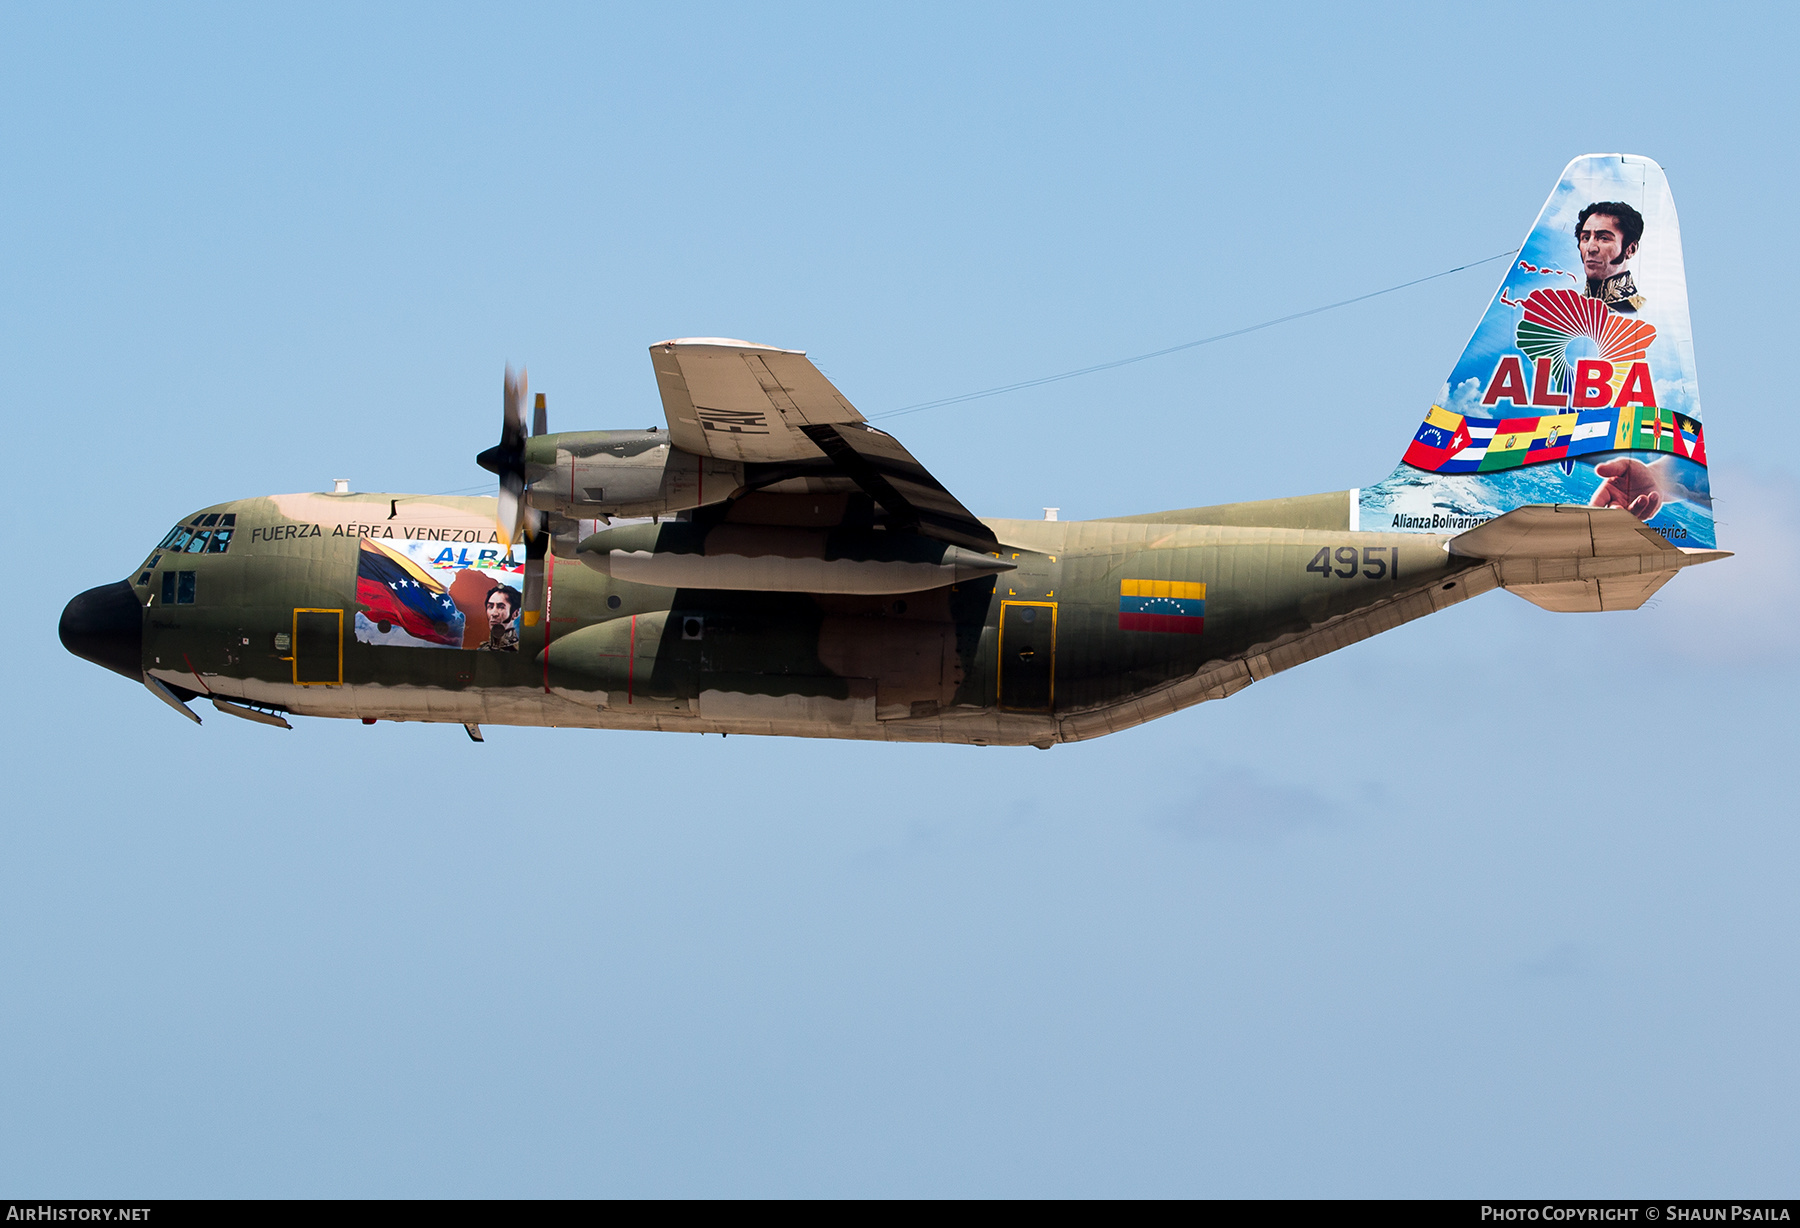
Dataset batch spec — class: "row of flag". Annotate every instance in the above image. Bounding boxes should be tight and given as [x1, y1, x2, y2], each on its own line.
[1402, 403, 1706, 474]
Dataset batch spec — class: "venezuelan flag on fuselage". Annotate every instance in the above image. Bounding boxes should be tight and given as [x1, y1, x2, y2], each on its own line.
[1119, 579, 1205, 634]
[355, 538, 466, 647]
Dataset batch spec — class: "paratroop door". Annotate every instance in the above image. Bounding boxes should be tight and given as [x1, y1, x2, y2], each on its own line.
[292, 608, 343, 685]
[997, 601, 1055, 712]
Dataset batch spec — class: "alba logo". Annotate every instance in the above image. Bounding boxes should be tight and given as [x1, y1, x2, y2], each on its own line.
[1481, 288, 1659, 410]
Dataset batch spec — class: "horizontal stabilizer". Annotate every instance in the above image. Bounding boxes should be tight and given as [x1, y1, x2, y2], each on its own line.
[1450, 502, 1686, 559]
[1448, 504, 1728, 611]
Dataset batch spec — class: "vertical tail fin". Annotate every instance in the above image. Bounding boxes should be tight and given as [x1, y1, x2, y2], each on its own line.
[1359, 155, 1715, 549]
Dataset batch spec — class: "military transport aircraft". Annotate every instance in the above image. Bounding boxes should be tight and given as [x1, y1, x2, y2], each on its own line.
[60, 155, 1728, 747]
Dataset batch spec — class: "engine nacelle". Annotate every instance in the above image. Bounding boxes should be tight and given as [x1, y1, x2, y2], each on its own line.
[523, 430, 743, 519]
[576, 522, 1015, 595]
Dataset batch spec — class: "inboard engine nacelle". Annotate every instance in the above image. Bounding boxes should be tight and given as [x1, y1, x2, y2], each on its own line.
[522, 430, 744, 519]
[576, 521, 1017, 595]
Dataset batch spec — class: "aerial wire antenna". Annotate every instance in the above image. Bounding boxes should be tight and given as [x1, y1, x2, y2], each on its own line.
[427, 247, 1518, 495]
[869, 248, 1520, 421]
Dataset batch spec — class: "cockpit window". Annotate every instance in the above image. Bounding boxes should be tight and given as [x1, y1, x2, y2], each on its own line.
[156, 513, 235, 556]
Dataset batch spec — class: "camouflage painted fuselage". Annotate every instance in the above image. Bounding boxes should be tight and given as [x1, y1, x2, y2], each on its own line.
[130, 489, 1487, 747]
[71, 156, 1738, 746]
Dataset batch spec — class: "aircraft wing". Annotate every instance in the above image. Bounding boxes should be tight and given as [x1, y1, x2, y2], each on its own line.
[651, 338, 862, 463]
[650, 339, 997, 550]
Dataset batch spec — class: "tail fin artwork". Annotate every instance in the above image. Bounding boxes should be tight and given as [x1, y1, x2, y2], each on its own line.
[1359, 155, 1715, 552]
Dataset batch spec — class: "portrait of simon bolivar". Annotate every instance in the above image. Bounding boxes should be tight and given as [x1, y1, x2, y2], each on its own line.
[476, 584, 521, 651]
[1576, 200, 1647, 314]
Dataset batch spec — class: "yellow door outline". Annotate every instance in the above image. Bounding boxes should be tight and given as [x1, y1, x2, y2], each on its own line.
[292, 608, 344, 686]
[997, 600, 1056, 711]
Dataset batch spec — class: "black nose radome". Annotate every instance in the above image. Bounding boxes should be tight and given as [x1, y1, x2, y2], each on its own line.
[60, 581, 144, 681]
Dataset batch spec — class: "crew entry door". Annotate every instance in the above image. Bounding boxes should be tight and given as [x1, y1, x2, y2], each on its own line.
[997, 601, 1056, 712]
[292, 608, 343, 686]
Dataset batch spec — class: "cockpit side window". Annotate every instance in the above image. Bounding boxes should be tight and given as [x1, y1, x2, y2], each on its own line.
[159, 570, 196, 605]
[161, 527, 193, 551]
[184, 530, 212, 554]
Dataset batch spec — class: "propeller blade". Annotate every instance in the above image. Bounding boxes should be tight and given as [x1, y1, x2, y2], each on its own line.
[498, 472, 525, 549]
[503, 365, 528, 449]
[490, 364, 531, 547]
[525, 392, 548, 541]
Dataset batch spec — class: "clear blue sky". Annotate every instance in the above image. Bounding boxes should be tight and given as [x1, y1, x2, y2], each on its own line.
[4, 1, 1795, 1197]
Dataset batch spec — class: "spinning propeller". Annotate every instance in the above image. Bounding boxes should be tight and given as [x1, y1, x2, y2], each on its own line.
[475, 365, 547, 548]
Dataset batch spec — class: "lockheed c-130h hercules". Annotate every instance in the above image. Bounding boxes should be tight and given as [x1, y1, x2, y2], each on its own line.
[60, 155, 1728, 747]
